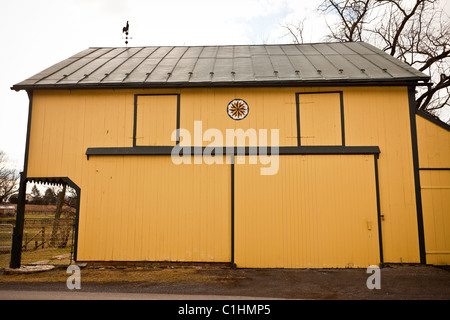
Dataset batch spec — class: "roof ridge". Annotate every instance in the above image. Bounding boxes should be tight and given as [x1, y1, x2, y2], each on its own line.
[86, 41, 368, 49]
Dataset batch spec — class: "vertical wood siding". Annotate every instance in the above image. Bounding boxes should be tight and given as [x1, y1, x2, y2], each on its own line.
[136, 95, 178, 146]
[298, 92, 342, 146]
[416, 115, 450, 265]
[416, 115, 450, 168]
[344, 87, 419, 263]
[420, 171, 450, 265]
[180, 87, 298, 147]
[235, 155, 380, 268]
[78, 155, 231, 262]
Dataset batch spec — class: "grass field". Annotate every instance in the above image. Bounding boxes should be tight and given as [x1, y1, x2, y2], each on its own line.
[0, 247, 72, 269]
[0, 265, 230, 283]
[0, 204, 75, 269]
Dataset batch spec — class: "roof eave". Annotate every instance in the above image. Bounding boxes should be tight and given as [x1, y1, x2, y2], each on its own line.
[11, 77, 430, 92]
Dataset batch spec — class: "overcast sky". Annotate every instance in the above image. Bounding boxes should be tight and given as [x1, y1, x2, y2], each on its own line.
[0, 0, 449, 172]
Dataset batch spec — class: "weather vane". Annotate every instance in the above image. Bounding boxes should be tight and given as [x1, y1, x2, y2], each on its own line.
[122, 21, 131, 46]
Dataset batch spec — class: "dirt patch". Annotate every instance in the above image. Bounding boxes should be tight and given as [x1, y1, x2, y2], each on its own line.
[0, 267, 238, 283]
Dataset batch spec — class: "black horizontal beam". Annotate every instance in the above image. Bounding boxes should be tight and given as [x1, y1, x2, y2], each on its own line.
[86, 145, 381, 157]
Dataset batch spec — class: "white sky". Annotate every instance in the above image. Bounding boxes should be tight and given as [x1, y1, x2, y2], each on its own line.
[0, 0, 449, 172]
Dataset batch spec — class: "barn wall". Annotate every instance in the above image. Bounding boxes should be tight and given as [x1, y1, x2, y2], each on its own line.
[416, 115, 450, 168]
[416, 114, 450, 265]
[26, 86, 420, 264]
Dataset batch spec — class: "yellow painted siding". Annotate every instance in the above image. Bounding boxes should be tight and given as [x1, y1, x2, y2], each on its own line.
[344, 87, 419, 263]
[298, 92, 342, 145]
[180, 87, 297, 147]
[420, 171, 450, 265]
[416, 115, 450, 168]
[26, 87, 422, 265]
[235, 155, 380, 268]
[27, 90, 135, 181]
[78, 155, 231, 262]
[136, 95, 178, 146]
[416, 115, 450, 265]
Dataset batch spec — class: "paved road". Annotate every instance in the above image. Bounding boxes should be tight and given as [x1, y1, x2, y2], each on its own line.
[0, 290, 284, 300]
[0, 265, 448, 319]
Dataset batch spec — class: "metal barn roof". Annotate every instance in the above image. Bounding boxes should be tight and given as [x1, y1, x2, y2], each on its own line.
[12, 42, 429, 90]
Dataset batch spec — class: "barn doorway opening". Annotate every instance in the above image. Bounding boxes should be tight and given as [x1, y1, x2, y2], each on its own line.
[6, 177, 80, 269]
[233, 154, 382, 268]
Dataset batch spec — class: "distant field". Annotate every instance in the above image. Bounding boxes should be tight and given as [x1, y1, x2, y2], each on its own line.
[0, 205, 76, 268]
[0, 204, 75, 224]
[0, 204, 76, 213]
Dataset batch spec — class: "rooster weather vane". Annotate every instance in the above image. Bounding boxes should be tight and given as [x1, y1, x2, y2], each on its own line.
[122, 21, 131, 46]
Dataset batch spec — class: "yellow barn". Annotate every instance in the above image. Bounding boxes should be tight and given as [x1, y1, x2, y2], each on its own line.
[10, 42, 450, 268]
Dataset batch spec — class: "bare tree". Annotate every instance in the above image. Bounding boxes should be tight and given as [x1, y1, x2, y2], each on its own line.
[30, 184, 41, 204]
[50, 184, 66, 247]
[49, 184, 77, 248]
[318, 0, 376, 42]
[0, 150, 19, 203]
[63, 186, 78, 210]
[285, 0, 450, 118]
[284, 17, 308, 44]
[373, 0, 450, 112]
